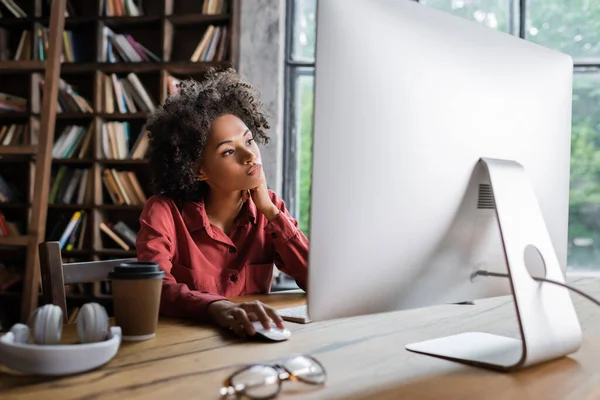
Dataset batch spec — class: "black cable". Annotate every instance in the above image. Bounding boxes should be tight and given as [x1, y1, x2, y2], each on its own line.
[473, 270, 600, 308]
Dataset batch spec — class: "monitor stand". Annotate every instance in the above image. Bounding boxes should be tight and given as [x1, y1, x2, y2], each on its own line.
[405, 157, 582, 371]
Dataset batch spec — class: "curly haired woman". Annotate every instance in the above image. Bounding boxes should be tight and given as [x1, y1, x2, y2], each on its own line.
[136, 68, 308, 338]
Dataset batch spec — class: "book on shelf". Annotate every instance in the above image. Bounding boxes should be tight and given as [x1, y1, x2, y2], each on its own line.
[101, 27, 160, 63]
[37, 77, 93, 114]
[0, 0, 27, 18]
[0, 211, 22, 236]
[52, 124, 93, 159]
[101, 121, 149, 159]
[48, 166, 92, 205]
[129, 129, 149, 159]
[99, 220, 135, 251]
[111, 221, 136, 247]
[100, 0, 143, 17]
[102, 72, 156, 113]
[202, 0, 227, 14]
[46, 210, 87, 251]
[0, 29, 32, 61]
[14, 30, 32, 61]
[0, 123, 35, 146]
[35, 27, 77, 62]
[190, 25, 228, 62]
[58, 210, 82, 249]
[0, 92, 26, 113]
[102, 168, 147, 206]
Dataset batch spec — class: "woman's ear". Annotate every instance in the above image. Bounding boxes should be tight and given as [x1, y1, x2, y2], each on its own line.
[197, 168, 208, 181]
[195, 159, 208, 181]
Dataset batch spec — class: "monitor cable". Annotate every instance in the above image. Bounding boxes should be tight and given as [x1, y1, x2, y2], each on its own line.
[471, 270, 600, 308]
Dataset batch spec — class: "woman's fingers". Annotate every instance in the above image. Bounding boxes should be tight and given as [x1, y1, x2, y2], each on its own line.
[242, 301, 285, 330]
[232, 308, 255, 335]
[231, 323, 246, 337]
[264, 305, 286, 330]
[222, 315, 246, 338]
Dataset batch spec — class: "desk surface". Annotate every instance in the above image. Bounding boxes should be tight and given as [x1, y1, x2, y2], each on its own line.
[2, 276, 600, 399]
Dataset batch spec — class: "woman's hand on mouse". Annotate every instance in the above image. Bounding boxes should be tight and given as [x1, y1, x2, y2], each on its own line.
[207, 300, 286, 337]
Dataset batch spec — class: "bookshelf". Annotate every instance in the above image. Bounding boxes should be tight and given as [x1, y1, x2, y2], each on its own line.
[0, 0, 240, 326]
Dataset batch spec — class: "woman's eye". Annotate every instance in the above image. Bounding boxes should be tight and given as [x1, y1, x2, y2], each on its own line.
[222, 150, 234, 156]
[247, 138, 255, 145]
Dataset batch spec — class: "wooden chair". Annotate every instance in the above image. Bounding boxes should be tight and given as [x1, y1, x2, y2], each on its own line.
[38, 241, 136, 323]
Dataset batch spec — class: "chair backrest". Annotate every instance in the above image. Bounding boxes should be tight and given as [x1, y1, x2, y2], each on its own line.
[39, 241, 136, 323]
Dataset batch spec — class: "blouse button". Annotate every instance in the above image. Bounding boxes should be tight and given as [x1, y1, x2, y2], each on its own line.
[230, 274, 238, 282]
[229, 246, 237, 254]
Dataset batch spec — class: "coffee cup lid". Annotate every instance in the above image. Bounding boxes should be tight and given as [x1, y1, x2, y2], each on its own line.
[108, 261, 166, 280]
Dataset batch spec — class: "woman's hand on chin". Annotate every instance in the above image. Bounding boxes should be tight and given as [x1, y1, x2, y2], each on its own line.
[242, 171, 280, 221]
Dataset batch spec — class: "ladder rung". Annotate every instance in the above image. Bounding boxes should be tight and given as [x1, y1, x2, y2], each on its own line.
[0, 236, 32, 246]
[0, 146, 38, 156]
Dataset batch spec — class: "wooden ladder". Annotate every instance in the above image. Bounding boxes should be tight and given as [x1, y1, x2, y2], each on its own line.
[19, 0, 67, 322]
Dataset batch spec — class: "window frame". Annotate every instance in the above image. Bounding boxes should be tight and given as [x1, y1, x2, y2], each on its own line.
[283, 0, 316, 219]
[282, 0, 600, 222]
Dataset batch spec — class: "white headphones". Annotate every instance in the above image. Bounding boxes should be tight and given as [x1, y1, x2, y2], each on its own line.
[0, 303, 121, 376]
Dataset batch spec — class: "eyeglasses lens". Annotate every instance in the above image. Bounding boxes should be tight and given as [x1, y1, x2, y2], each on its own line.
[282, 355, 326, 384]
[230, 365, 280, 399]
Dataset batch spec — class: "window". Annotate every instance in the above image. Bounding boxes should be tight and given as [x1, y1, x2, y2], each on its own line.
[283, 0, 600, 271]
[421, 0, 516, 33]
[283, 0, 316, 236]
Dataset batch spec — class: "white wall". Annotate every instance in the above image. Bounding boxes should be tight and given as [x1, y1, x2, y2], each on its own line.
[238, 0, 286, 193]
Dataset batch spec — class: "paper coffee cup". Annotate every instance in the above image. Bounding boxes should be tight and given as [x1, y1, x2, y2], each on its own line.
[108, 262, 165, 341]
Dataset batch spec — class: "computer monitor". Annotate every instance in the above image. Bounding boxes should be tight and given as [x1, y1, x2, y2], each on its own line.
[306, 0, 581, 371]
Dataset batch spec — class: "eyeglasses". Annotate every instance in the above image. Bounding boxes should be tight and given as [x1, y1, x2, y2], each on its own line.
[219, 354, 326, 399]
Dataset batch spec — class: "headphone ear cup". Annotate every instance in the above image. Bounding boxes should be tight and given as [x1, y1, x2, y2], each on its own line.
[10, 323, 30, 344]
[31, 304, 63, 345]
[77, 303, 108, 343]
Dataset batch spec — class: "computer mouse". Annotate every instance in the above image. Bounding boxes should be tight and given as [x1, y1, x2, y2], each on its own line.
[251, 321, 291, 342]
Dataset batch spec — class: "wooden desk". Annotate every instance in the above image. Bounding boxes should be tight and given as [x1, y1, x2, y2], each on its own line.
[2, 276, 600, 399]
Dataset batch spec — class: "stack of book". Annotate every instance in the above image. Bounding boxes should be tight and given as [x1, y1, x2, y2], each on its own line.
[46, 210, 88, 251]
[36, 27, 77, 62]
[11, 31, 32, 60]
[102, 168, 146, 206]
[52, 125, 93, 159]
[102, 27, 160, 63]
[202, 0, 227, 14]
[0, 92, 26, 113]
[102, 73, 156, 113]
[0, 29, 32, 60]
[101, 122, 148, 159]
[0, 123, 35, 146]
[100, 220, 137, 250]
[49, 167, 92, 205]
[38, 78, 94, 114]
[101, 0, 142, 16]
[190, 25, 228, 62]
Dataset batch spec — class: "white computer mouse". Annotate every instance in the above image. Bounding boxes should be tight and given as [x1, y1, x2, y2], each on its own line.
[251, 321, 291, 342]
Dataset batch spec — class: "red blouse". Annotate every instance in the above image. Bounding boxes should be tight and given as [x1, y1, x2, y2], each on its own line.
[136, 191, 308, 322]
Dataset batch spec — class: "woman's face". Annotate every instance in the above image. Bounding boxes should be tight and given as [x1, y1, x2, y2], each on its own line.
[199, 114, 264, 192]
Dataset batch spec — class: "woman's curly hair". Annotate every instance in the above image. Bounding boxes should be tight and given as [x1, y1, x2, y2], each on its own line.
[145, 67, 271, 200]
